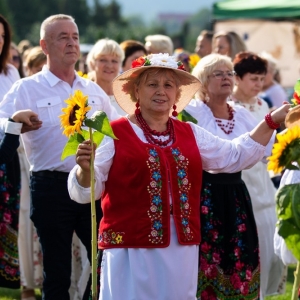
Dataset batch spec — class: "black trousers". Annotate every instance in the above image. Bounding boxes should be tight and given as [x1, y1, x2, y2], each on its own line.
[30, 171, 102, 300]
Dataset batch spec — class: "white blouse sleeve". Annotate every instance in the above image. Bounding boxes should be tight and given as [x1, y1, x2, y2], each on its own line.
[68, 135, 115, 203]
[188, 122, 265, 173]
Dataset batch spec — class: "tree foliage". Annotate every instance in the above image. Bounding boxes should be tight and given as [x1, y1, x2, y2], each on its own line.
[3, 0, 212, 53]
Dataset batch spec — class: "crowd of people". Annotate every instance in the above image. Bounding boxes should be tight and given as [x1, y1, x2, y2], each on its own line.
[0, 11, 294, 300]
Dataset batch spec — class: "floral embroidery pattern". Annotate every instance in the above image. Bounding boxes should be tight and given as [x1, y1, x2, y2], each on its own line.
[0, 163, 20, 285]
[197, 182, 260, 300]
[171, 147, 193, 241]
[146, 148, 164, 244]
[99, 229, 125, 245]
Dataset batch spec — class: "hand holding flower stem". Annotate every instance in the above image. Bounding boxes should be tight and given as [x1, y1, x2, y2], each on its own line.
[59, 90, 117, 299]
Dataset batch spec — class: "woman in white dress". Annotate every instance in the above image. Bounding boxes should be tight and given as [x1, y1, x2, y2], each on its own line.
[231, 51, 286, 298]
[184, 53, 285, 299]
[67, 53, 289, 300]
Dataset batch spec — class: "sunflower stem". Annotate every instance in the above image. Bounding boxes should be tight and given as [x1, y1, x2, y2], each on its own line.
[292, 262, 300, 300]
[89, 127, 97, 300]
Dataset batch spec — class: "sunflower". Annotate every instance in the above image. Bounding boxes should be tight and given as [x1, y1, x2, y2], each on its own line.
[59, 90, 91, 137]
[267, 125, 300, 173]
[77, 70, 88, 78]
[189, 53, 200, 69]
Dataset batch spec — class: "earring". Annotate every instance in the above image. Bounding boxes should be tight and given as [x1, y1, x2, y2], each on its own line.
[135, 101, 140, 114]
[204, 95, 210, 103]
[172, 104, 178, 117]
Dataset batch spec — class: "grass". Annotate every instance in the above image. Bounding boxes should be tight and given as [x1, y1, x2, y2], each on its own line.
[0, 288, 42, 300]
[0, 266, 296, 299]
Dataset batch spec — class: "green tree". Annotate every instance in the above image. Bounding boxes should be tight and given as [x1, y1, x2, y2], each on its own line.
[90, 0, 108, 27]
[184, 8, 213, 52]
[0, 0, 16, 39]
[5, 0, 90, 44]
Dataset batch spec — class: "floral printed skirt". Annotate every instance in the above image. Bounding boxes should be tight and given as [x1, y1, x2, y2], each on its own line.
[0, 160, 20, 289]
[197, 171, 260, 300]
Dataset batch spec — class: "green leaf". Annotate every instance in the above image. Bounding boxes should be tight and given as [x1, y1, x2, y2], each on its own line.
[80, 128, 104, 146]
[285, 163, 300, 171]
[276, 183, 300, 261]
[294, 79, 300, 95]
[81, 130, 91, 141]
[177, 110, 198, 124]
[85, 111, 117, 139]
[77, 132, 85, 143]
[291, 184, 300, 229]
[93, 131, 105, 146]
[61, 133, 83, 160]
[278, 220, 300, 261]
[276, 185, 294, 220]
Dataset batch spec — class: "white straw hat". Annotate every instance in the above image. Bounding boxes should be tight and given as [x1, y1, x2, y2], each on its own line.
[112, 53, 201, 114]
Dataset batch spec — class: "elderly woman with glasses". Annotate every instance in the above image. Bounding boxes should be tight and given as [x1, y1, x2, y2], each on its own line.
[68, 53, 289, 300]
[184, 53, 286, 299]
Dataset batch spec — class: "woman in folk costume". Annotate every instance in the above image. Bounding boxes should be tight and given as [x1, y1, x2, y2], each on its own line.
[184, 53, 287, 299]
[231, 51, 286, 299]
[68, 53, 289, 300]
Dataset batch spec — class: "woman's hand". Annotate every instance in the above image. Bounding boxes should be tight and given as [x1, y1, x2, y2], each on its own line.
[76, 140, 96, 172]
[75, 140, 97, 188]
[11, 109, 42, 133]
[270, 103, 291, 124]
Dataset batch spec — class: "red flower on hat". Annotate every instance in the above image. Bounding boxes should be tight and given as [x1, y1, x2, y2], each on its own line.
[293, 91, 300, 105]
[132, 57, 146, 68]
[177, 62, 186, 71]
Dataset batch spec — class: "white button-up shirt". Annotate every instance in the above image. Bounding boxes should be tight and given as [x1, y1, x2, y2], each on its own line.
[0, 65, 120, 172]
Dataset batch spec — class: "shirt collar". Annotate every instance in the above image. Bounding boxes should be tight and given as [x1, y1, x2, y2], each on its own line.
[41, 65, 88, 88]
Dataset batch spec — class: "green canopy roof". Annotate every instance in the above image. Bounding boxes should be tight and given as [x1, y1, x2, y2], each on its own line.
[213, 0, 300, 20]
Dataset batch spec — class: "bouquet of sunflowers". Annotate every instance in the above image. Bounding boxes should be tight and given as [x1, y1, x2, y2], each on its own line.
[268, 79, 300, 300]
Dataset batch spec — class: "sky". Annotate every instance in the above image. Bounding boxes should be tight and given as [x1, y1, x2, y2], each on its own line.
[101, 0, 220, 22]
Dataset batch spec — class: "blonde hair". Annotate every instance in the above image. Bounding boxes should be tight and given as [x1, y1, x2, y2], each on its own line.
[213, 31, 246, 61]
[192, 53, 233, 99]
[40, 14, 75, 39]
[25, 46, 46, 69]
[145, 34, 173, 55]
[86, 38, 124, 72]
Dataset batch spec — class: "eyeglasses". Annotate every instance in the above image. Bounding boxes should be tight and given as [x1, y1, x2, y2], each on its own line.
[210, 71, 236, 79]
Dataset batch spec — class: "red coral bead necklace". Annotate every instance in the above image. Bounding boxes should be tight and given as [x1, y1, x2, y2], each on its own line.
[135, 110, 175, 147]
[204, 101, 235, 135]
[214, 103, 235, 134]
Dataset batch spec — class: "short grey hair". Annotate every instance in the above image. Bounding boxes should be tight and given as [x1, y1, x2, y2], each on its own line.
[40, 14, 75, 40]
[145, 34, 173, 55]
[192, 53, 233, 99]
[86, 38, 125, 72]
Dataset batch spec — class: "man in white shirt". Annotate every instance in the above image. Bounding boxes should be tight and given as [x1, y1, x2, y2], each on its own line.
[0, 14, 119, 300]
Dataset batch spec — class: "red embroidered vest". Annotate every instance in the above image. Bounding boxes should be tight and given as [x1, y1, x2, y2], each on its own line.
[98, 117, 202, 249]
